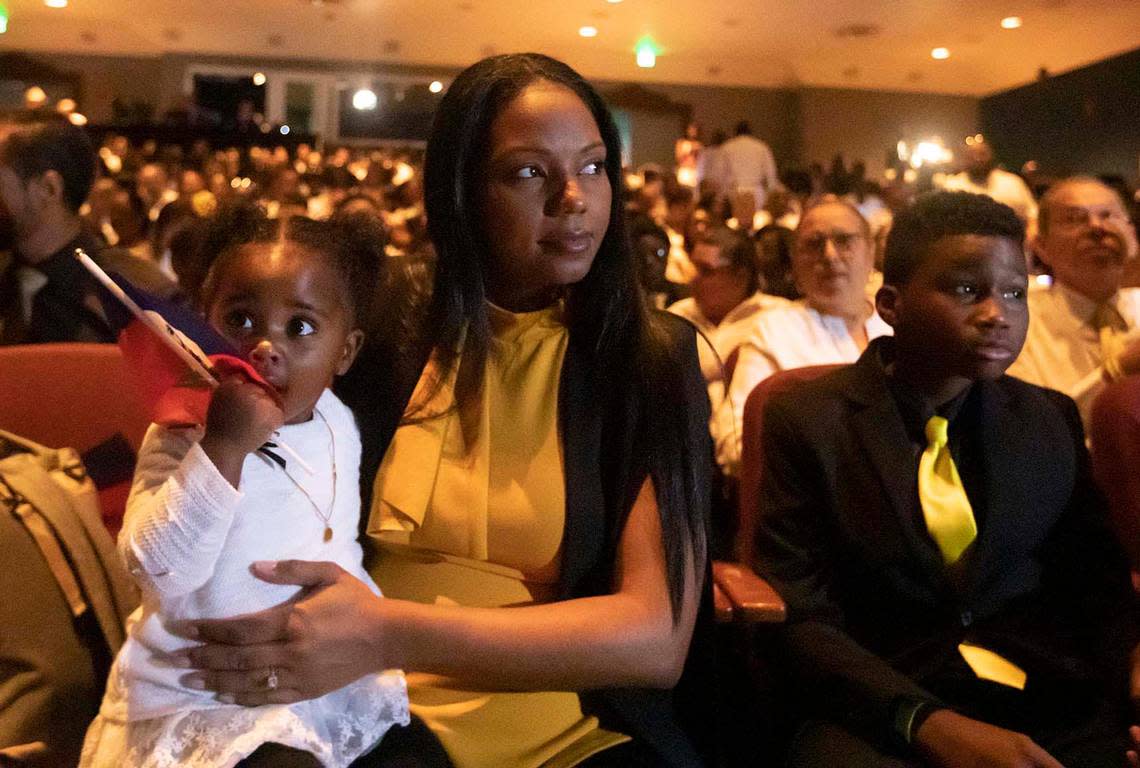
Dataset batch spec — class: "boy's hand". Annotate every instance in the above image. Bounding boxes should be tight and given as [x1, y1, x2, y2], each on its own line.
[914, 709, 1064, 768]
[199, 376, 284, 486]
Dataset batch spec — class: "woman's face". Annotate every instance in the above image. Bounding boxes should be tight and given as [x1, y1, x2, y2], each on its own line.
[479, 80, 612, 311]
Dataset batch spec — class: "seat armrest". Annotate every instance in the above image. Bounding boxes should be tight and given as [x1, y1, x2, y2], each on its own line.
[712, 560, 787, 623]
[712, 581, 733, 622]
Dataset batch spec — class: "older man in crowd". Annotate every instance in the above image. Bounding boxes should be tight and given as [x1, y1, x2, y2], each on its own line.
[1008, 176, 1140, 424]
[719, 198, 891, 472]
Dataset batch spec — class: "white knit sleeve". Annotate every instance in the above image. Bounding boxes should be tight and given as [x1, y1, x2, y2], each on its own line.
[119, 423, 244, 599]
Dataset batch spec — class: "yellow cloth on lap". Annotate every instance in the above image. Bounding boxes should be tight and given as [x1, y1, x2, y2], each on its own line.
[368, 303, 628, 768]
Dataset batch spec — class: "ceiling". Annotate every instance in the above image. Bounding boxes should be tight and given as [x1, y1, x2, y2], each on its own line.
[1, 0, 1138, 96]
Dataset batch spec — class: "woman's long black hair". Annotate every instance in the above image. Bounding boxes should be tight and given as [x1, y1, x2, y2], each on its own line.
[420, 53, 707, 620]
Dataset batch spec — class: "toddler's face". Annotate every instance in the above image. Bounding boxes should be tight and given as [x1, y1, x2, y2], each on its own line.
[206, 242, 362, 424]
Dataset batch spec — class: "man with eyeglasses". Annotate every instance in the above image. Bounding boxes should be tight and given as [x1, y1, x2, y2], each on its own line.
[1008, 176, 1140, 424]
[721, 198, 891, 472]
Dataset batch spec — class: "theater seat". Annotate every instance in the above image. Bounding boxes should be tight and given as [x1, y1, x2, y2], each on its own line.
[1090, 375, 1140, 576]
[712, 364, 842, 624]
[0, 343, 150, 535]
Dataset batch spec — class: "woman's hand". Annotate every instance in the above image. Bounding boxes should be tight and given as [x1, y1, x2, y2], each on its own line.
[175, 560, 388, 706]
[177, 477, 699, 700]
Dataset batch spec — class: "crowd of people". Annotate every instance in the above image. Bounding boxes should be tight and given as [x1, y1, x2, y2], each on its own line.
[2, 50, 1140, 768]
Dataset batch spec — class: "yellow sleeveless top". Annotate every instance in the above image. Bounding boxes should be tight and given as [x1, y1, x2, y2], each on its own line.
[367, 302, 629, 768]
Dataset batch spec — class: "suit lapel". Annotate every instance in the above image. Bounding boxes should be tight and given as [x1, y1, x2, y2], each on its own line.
[966, 379, 1035, 591]
[846, 345, 947, 588]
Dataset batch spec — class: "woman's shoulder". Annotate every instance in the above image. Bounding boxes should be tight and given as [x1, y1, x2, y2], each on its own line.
[647, 308, 700, 355]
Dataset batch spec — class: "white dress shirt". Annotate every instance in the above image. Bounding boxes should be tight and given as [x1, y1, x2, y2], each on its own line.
[1008, 281, 1140, 425]
[669, 291, 791, 388]
[940, 169, 1039, 225]
[718, 301, 893, 473]
[717, 134, 780, 208]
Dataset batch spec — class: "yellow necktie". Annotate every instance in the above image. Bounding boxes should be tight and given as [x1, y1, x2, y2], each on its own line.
[917, 415, 977, 564]
[1094, 303, 1126, 381]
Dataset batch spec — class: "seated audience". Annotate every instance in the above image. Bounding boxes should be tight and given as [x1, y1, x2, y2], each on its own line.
[135, 162, 178, 226]
[939, 139, 1038, 236]
[161, 53, 714, 768]
[1007, 176, 1140, 424]
[0, 122, 177, 345]
[754, 191, 1139, 766]
[669, 226, 788, 473]
[662, 183, 697, 285]
[721, 198, 890, 471]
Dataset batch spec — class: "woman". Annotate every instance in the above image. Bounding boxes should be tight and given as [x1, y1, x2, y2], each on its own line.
[177, 54, 713, 767]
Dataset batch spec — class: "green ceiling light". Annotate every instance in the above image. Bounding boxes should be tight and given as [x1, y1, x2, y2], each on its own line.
[0, 4, 9, 34]
[635, 36, 660, 68]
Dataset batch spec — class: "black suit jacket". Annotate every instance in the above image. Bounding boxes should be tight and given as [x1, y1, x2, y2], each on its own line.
[338, 310, 716, 767]
[0, 229, 179, 345]
[753, 337, 1136, 747]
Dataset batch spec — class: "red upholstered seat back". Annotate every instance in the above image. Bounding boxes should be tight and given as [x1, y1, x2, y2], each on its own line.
[735, 364, 842, 564]
[0, 344, 150, 534]
[1090, 375, 1140, 574]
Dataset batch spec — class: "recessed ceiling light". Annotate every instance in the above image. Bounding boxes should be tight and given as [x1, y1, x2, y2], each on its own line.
[252, 72, 267, 86]
[931, 47, 950, 60]
[429, 80, 444, 93]
[352, 88, 378, 110]
[606, 0, 622, 4]
[1001, 16, 1022, 29]
[44, 0, 68, 8]
[579, 25, 598, 38]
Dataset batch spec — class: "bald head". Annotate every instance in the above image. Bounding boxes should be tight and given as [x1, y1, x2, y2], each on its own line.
[1035, 176, 1135, 303]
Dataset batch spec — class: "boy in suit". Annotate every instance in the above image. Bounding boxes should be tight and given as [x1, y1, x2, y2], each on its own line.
[754, 191, 1140, 767]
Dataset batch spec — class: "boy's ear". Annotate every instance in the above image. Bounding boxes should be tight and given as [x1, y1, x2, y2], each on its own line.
[875, 284, 901, 330]
[336, 329, 365, 376]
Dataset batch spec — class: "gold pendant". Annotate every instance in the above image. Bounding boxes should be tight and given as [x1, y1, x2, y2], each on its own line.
[323, 526, 333, 542]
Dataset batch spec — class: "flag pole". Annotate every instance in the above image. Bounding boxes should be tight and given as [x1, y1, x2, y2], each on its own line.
[76, 248, 314, 474]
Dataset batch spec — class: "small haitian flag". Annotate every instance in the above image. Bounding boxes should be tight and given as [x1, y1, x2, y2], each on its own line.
[76, 247, 279, 428]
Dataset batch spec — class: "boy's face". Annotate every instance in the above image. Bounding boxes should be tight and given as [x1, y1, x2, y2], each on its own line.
[878, 234, 1028, 382]
[206, 243, 363, 424]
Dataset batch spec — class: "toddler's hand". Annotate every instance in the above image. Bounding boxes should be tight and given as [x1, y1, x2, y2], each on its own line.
[204, 376, 284, 458]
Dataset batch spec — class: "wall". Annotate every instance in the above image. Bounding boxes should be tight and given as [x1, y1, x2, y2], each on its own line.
[43, 53, 165, 123]
[981, 48, 1140, 183]
[616, 82, 800, 168]
[798, 87, 979, 177]
[18, 50, 982, 177]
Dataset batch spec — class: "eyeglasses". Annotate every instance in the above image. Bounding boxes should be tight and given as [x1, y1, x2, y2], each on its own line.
[798, 231, 864, 256]
[1051, 206, 1131, 230]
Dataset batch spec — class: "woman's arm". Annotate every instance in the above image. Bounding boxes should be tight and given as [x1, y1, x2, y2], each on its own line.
[177, 476, 701, 705]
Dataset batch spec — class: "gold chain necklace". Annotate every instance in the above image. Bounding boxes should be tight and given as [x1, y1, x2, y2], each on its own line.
[276, 406, 337, 542]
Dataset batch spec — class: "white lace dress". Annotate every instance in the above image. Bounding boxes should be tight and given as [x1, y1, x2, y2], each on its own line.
[79, 391, 409, 768]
